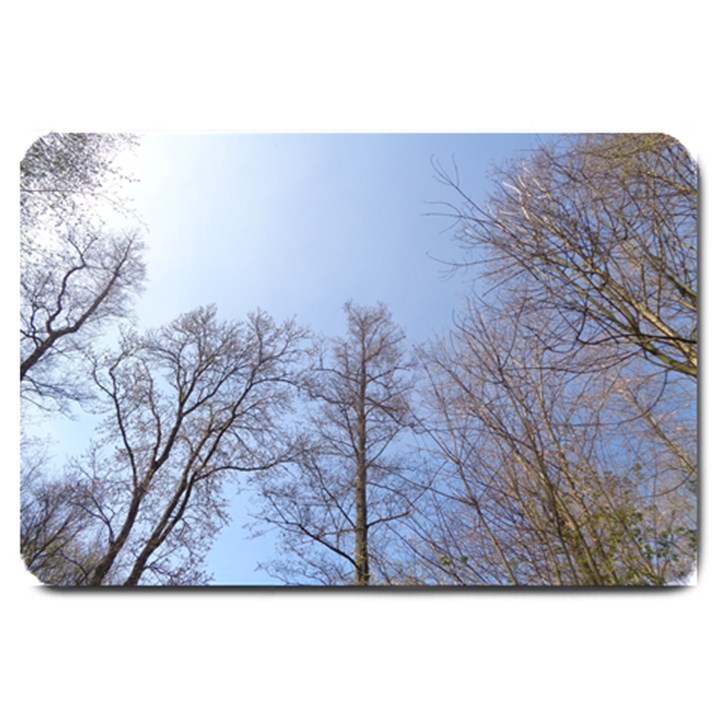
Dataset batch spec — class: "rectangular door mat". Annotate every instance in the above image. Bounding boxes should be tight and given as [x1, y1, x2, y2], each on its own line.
[20, 133, 697, 587]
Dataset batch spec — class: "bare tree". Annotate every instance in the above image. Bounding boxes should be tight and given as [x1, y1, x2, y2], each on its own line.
[252, 302, 423, 585]
[20, 132, 146, 411]
[20, 439, 104, 585]
[19, 132, 151, 581]
[432, 134, 697, 378]
[20, 228, 145, 409]
[21, 305, 306, 586]
[397, 134, 697, 586]
[405, 300, 696, 585]
[21, 132, 139, 241]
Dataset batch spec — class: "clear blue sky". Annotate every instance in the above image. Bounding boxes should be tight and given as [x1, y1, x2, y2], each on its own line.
[46, 133, 547, 584]
[130, 133, 542, 339]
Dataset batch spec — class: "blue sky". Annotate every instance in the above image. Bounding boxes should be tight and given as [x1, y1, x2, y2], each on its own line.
[41, 133, 547, 584]
[126, 134, 543, 340]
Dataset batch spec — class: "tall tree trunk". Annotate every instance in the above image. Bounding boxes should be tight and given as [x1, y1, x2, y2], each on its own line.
[354, 461, 369, 585]
[354, 354, 369, 585]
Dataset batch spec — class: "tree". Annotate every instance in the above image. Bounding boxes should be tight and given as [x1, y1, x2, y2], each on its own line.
[21, 132, 139, 241]
[401, 133, 698, 585]
[20, 228, 145, 409]
[252, 302, 422, 585]
[22, 306, 306, 585]
[407, 300, 696, 585]
[20, 440, 103, 585]
[19, 132, 151, 582]
[432, 134, 697, 379]
[20, 132, 146, 411]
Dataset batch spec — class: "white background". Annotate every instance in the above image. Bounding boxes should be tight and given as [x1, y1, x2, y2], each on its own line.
[2, 2, 716, 718]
